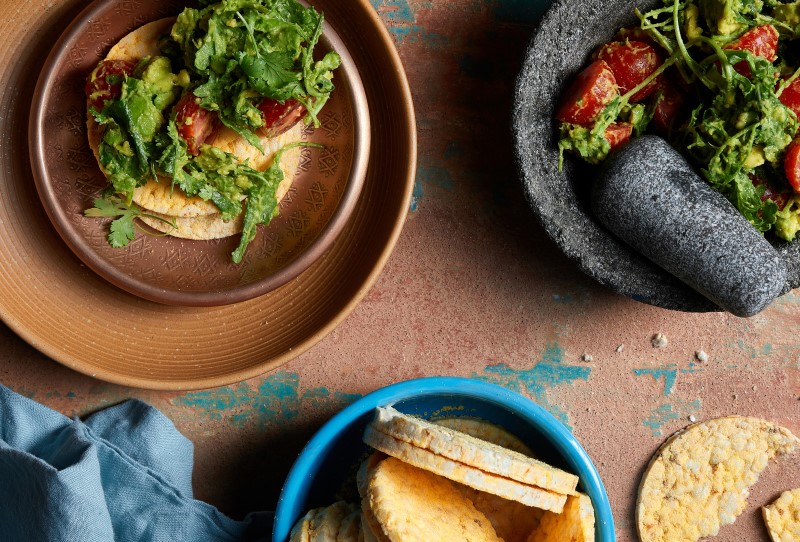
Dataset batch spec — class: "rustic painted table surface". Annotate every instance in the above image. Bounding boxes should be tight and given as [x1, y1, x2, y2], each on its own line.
[1, 1, 799, 541]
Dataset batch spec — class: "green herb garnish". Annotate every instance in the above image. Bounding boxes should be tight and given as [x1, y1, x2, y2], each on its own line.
[84, 196, 176, 248]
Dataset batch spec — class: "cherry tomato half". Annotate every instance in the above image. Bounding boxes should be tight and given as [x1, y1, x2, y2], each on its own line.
[605, 122, 633, 153]
[595, 40, 662, 102]
[650, 76, 687, 136]
[85, 59, 136, 111]
[555, 59, 619, 125]
[779, 77, 800, 121]
[257, 98, 307, 138]
[724, 24, 778, 78]
[174, 92, 218, 156]
[783, 138, 800, 194]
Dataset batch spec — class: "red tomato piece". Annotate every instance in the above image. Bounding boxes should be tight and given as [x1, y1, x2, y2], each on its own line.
[595, 40, 662, 102]
[724, 24, 778, 78]
[174, 92, 217, 156]
[85, 59, 136, 111]
[258, 98, 306, 138]
[779, 77, 800, 120]
[784, 139, 800, 194]
[605, 122, 633, 153]
[650, 76, 687, 136]
[555, 60, 619, 125]
[750, 174, 790, 210]
[613, 26, 659, 49]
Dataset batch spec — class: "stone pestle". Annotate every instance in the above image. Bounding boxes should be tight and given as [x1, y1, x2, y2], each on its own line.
[591, 135, 787, 317]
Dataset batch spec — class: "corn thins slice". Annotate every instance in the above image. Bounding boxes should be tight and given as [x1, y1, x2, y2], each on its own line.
[637, 416, 800, 542]
[526, 493, 594, 542]
[455, 483, 545, 542]
[762, 487, 800, 542]
[363, 425, 567, 512]
[290, 507, 321, 542]
[309, 501, 357, 542]
[433, 417, 535, 457]
[366, 456, 502, 542]
[369, 407, 578, 495]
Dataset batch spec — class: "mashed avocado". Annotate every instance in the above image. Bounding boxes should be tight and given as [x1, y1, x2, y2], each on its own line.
[557, 0, 800, 243]
[139, 56, 189, 110]
[698, 0, 763, 35]
[775, 196, 800, 240]
[773, 1, 800, 28]
[684, 4, 704, 39]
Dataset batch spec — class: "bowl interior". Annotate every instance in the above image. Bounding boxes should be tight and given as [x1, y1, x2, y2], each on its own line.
[272, 377, 614, 542]
[29, 0, 370, 306]
[512, 0, 800, 312]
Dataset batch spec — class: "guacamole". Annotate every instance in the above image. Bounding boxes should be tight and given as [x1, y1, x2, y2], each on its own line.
[556, 0, 800, 242]
[86, 0, 341, 263]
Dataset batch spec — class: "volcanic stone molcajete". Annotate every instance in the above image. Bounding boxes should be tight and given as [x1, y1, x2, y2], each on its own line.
[591, 135, 787, 317]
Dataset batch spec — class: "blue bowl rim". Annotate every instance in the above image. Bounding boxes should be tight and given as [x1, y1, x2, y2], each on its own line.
[272, 376, 615, 541]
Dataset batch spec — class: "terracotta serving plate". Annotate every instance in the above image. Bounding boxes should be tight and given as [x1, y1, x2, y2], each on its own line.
[0, 0, 415, 389]
[513, 0, 800, 312]
[30, 0, 370, 306]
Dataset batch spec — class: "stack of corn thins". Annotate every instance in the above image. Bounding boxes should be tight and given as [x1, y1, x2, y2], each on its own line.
[289, 406, 595, 542]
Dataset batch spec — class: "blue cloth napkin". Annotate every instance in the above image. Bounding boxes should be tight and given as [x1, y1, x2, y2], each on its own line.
[0, 385, 273, 542]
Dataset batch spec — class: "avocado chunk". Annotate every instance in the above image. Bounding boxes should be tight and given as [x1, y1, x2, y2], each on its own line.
[139, 56, 188, 110]
[698, 0, 763, 35]
[775, 196, 800, 241]
[684, 3, 703, 39]
[773, 1, 800, 28]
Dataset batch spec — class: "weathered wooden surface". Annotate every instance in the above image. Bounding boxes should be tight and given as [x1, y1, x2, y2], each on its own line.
[0, 1, 798, 540]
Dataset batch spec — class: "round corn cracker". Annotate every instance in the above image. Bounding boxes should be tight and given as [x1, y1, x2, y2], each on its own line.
[762, 487, 800, 542]
[366, 456, 502, 542]
[309, 501, 357, 542]
[107, 17, 170, 60]
[370, 406, 578, 496]
[636, 416, 800, 542]
[433, 417, 535, 457]
[139, 211, 243, 240]
[357, 453, 387, 499]
[363, 425, 568, 512]
[290, 507, 321, 542]
[336, 509, 363, 542]
[526, 493, 595, 542]
[360, 497, 391, 542]
[84, 18, 222, 217]
[455, 484, 544, 542]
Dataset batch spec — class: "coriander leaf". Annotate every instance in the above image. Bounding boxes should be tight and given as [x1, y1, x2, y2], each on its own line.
[85, 196, 141, 248]
[108, 213, 138, 248]
[84, 196, 126, 218]
[238, 51, 299, 97]
[85, 195, 177, 247]
[231, 142, 320, 263]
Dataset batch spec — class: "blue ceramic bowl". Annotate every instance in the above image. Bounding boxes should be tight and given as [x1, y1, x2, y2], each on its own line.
[272, 377, 614, 541]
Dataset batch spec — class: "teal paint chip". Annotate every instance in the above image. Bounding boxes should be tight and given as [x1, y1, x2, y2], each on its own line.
[174, 372, 362, 429]
[474, 344, 591, 427]
[642, 399, 702, 436]
[633, 364, 703, 396]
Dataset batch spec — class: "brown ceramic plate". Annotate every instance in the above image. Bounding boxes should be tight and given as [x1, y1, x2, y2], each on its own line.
[0, 0, 415, 389]
[30, 0, 370, 306]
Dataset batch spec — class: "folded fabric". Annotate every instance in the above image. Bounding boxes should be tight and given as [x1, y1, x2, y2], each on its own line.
[0, 384, 273, 542]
